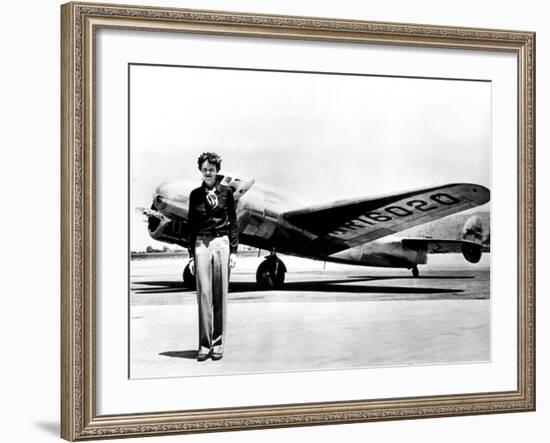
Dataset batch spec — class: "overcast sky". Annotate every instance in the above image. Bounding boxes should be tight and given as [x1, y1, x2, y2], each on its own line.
[130, 65, 491, 250]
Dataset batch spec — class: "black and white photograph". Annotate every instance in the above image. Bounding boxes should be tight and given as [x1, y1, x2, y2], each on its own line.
[129, 64, 491, 379]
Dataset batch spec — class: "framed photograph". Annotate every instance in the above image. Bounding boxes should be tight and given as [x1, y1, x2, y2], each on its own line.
[61, 1, 535, 440]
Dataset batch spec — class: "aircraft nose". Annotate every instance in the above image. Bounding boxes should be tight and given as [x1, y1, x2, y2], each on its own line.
[153, 183, 171, 210]
[152, 180, 193, 216]
[153, 193, 167, 210]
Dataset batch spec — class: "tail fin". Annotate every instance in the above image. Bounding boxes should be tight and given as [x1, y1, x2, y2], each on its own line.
[462, 215, 484, 243]
[461, 215, 484, 263]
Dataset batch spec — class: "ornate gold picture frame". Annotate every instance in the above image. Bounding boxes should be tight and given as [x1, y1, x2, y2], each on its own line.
[61, 2, 535, 440]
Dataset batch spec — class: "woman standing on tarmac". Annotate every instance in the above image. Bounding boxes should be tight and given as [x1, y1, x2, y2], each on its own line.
[187, 152, 238, 362]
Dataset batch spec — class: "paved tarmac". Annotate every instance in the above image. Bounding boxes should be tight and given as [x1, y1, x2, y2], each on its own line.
[130, 254, 490, 379]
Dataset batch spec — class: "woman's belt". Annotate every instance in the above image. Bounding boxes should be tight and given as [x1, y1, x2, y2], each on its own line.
[196, 231, 229, 238]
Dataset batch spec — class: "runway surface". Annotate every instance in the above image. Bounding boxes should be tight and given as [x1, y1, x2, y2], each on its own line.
[130, 254, 490, 379]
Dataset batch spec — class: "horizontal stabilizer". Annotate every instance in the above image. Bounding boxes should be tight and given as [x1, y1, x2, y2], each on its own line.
[402, 238, 484, 263]
[402, 238, 479, 254]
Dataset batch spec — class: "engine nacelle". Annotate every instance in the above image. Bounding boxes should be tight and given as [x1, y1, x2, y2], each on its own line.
[461, 242, 482, 263]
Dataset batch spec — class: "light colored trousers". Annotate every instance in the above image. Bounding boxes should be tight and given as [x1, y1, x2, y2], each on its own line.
[194, 235, 230, 354]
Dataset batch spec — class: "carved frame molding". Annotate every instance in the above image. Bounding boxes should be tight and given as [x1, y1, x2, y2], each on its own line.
[61, 2, 535, 440]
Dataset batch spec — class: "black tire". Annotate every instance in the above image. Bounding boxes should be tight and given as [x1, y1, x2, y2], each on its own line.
[256, 258, 286, 289]
[183, 263, 196, 289]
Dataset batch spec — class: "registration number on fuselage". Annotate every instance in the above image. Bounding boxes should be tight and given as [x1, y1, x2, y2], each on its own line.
[330, 192, 460, 236]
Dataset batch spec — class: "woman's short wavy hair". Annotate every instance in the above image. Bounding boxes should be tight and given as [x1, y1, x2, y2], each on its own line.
[197, 152, 222, 171]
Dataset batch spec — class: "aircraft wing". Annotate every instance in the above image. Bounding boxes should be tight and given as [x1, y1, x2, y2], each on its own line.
[282, 183, 490, 248]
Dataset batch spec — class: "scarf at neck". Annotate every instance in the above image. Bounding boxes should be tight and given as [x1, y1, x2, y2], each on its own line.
[205, 187, 219, 209]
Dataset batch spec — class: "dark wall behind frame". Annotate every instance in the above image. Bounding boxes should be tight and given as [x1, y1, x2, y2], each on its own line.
[61, 2, 535, 440]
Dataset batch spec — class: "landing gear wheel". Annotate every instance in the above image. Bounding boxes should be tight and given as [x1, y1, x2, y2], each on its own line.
[183, 262, 196, 289]
[411, 266, 419, 278]
[256, 255, 286, 289]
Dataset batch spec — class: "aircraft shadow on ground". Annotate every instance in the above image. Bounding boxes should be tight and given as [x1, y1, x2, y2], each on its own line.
[229, 281, 464, 295]
[159, 350, 198, 360]
[133, 275, 474, 295]
[132, 281, 187, 295]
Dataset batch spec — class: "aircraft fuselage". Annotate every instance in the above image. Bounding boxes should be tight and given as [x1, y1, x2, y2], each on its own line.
[146, 178, 430, 269]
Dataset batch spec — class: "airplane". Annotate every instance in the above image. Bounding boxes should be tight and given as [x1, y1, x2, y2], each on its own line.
[140, 173, 490, 289]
